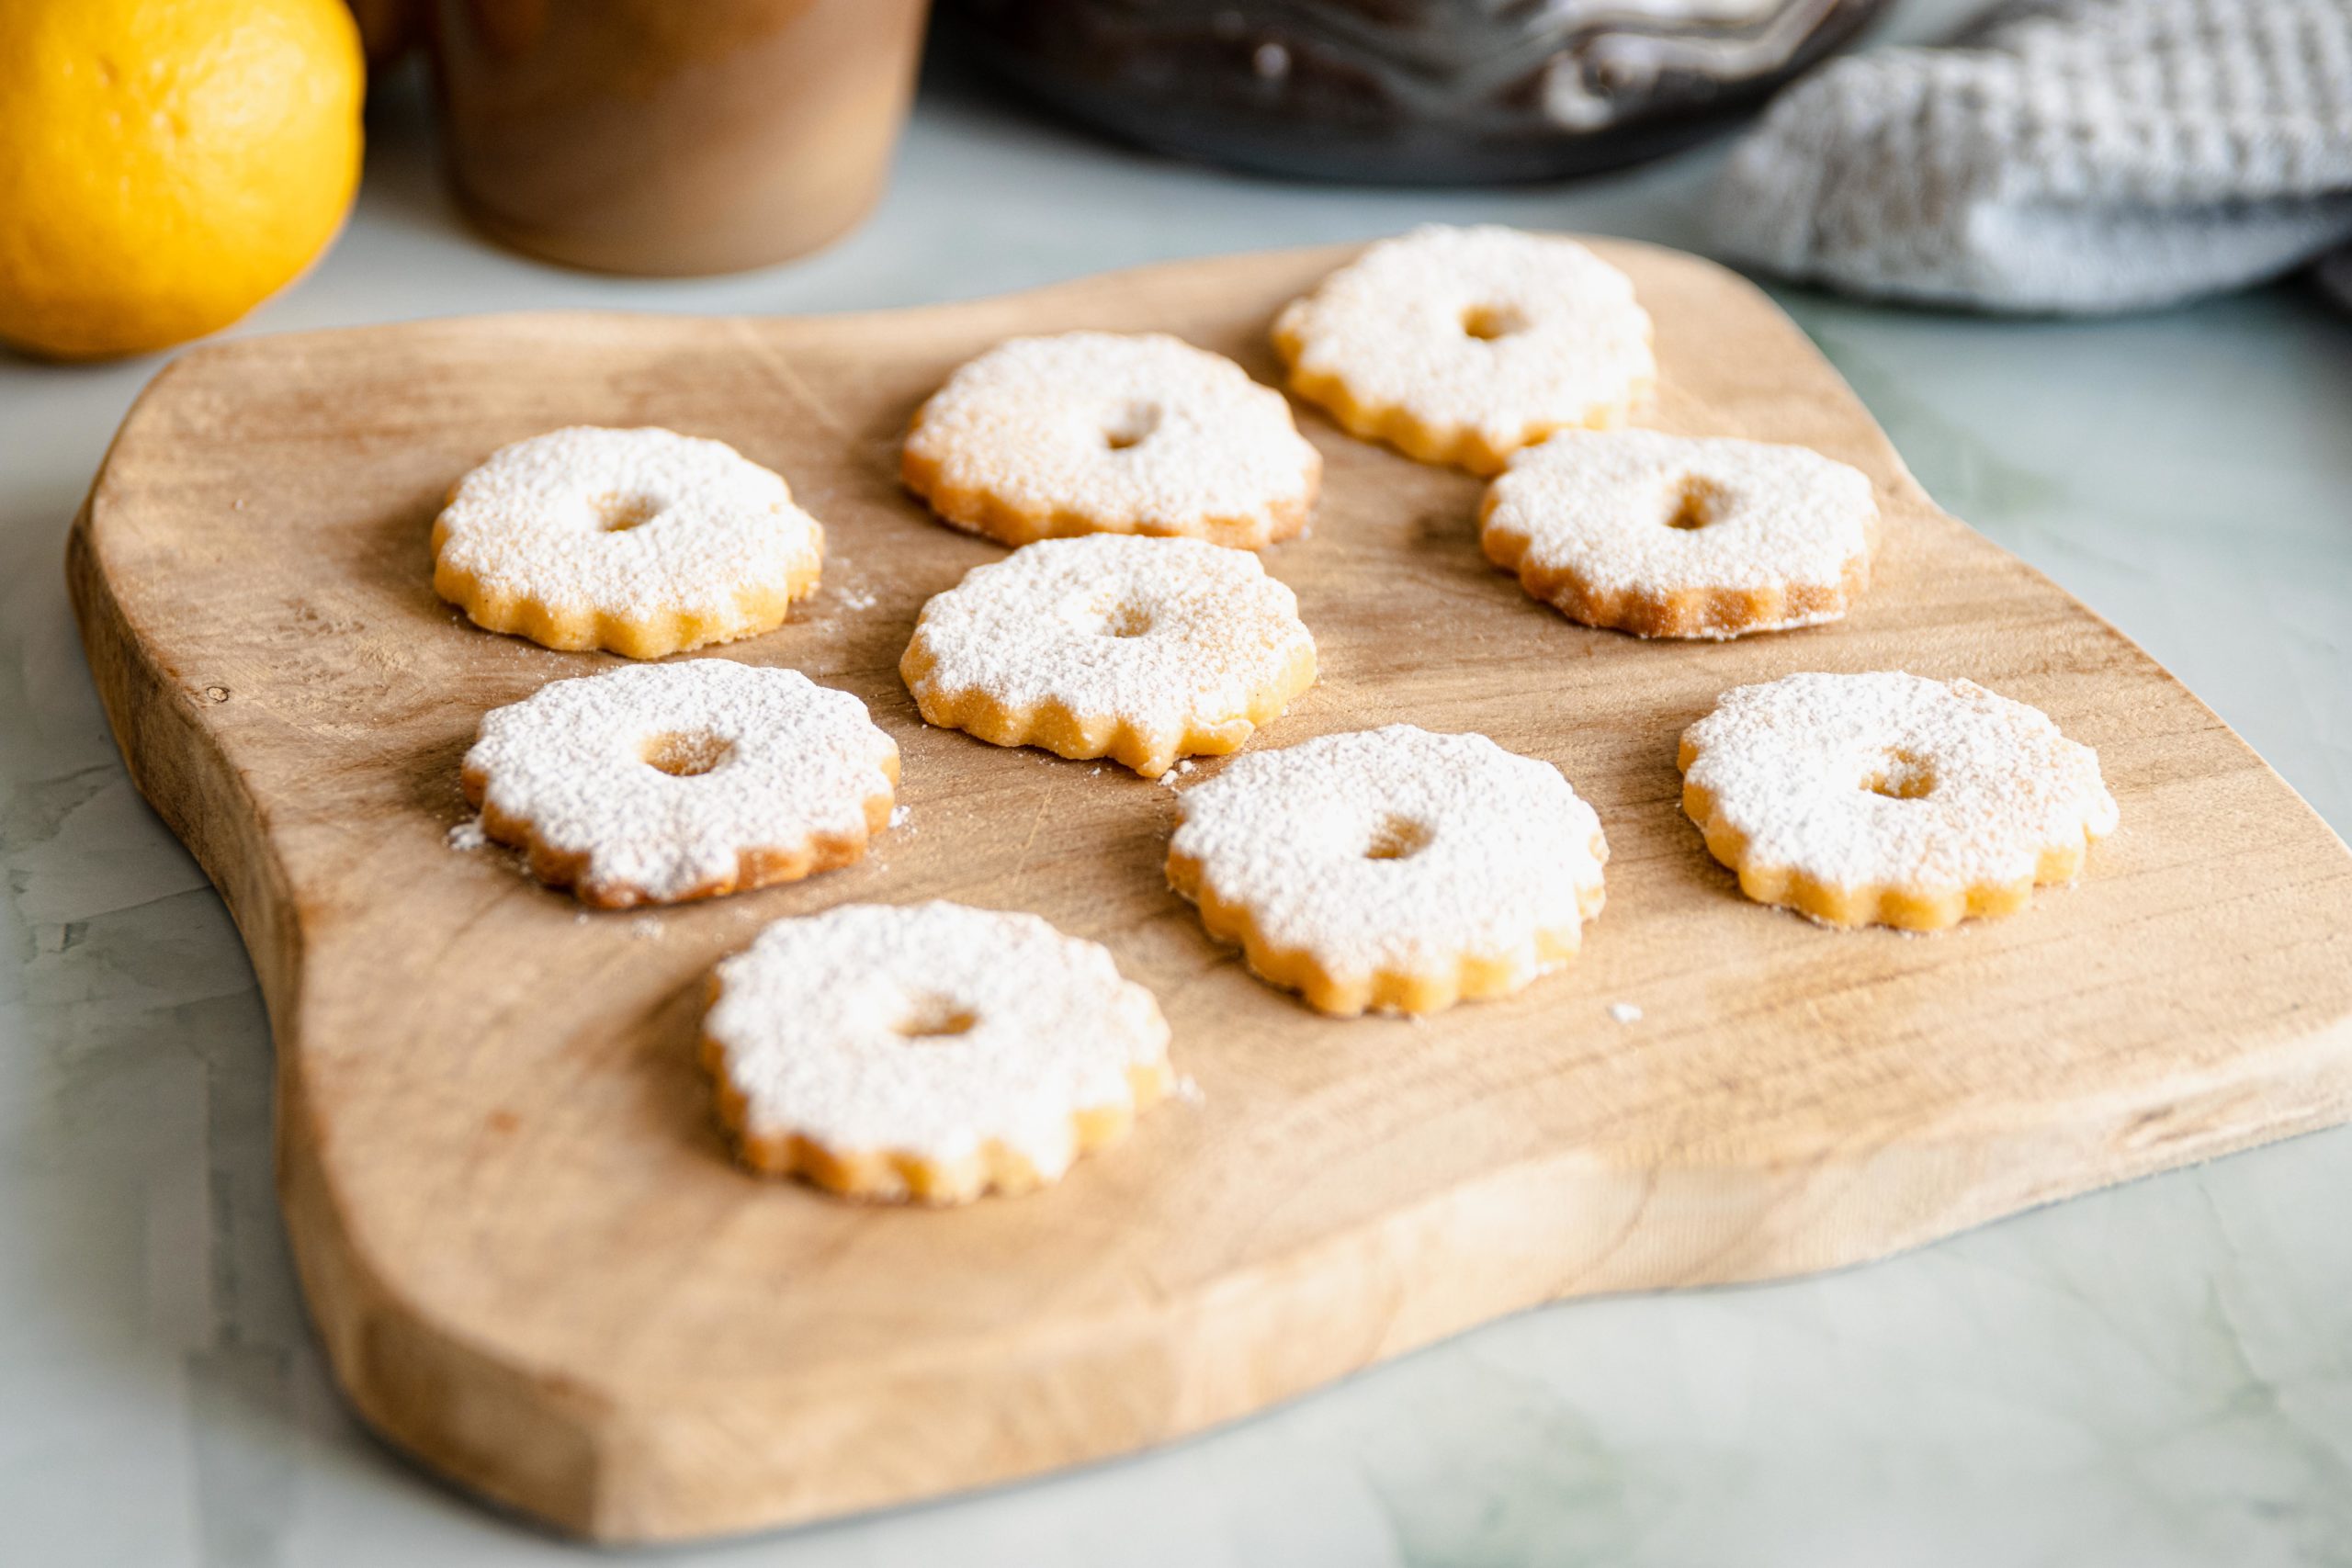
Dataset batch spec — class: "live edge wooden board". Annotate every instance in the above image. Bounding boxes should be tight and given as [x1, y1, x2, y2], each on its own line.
[69, 240, 2352, 1542]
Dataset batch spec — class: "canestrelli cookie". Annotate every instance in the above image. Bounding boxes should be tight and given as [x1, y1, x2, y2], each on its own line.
[433, 425, 823, 659]
[1481, 428, 1879, 638]
[1679, 671, 2119, 931]
[903, 332, 1321, 550]
[1167, 725, 1609, 1016]
[462, 660, 898, 908]
[900, 534, 1317, 778]
[703, 901, 1173, 1203]
[1273, 224, 1654, 475]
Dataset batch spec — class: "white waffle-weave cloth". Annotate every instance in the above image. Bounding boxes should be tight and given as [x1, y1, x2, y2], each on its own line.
[1712, 0, 2352, 312]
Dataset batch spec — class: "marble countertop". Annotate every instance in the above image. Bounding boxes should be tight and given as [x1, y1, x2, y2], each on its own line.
[6, 9, 2351, 1564]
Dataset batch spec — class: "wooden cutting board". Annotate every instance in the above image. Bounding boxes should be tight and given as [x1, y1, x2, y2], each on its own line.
[69, 240, 2352, 1543]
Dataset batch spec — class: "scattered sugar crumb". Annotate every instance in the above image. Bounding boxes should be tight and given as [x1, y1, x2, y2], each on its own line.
[447, 816, 488, 852]
[1170, 1075, 1207, 1108]
[632, 916, 665, 940]
[888, 805, 911, 829]
[1090, 767, 1102, 776]
[1175, 760, 1197, 774]
[837, 587, 878, 612]
[574, 911, 593, 926]
[1609, 1001, 1643, 1024]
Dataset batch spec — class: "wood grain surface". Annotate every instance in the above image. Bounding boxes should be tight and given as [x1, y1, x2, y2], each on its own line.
[66, 240, 2352, 1542]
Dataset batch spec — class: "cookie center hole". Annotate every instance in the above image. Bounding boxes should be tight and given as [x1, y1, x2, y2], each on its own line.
[1103, 401, 1162, 451]
[640, 730, 732, 777]
[1098, 602, 1154, 637]
[592, 490, 664, 532]
[1664, 474, 1730, 531]
[1363, 815, 1433, 861]
[895, 996, 978, 1041]
[1461, 303, 1528, 341]
[1864, 750, 1937, 801]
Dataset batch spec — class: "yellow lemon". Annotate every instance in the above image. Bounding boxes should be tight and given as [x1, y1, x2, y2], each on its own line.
[0, 0, 365, 361]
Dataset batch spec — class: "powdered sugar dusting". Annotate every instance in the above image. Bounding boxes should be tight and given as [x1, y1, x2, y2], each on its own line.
[1485, 428, 1876, 617]
[1276, 225, 1654, 458]
[447, 816, 488, 852]
[905, 333, 1319, 547]
[903, 535, 1316, 777]
[464, 660, 897, 904]
[434, 425, 822, 624]
[706, 901, 1170, 1170]
[1170, 725, 1608, 987]
[1681, 671, 2119, 892]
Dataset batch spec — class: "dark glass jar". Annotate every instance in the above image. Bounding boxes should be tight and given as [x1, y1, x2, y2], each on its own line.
[943, 0, 1889, 184]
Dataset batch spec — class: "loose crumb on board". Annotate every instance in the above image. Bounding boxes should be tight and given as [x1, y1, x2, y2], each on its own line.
[888, 805, 911, 829]
[837, 588, 878, 612]
[1171, 1075, 1207, 1108]
[1609, 1001, 1644, 1024]
[447, 813, 547, 886]
[631, 916, 664, 940]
